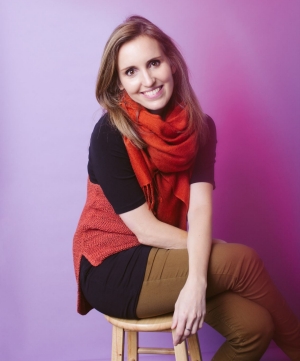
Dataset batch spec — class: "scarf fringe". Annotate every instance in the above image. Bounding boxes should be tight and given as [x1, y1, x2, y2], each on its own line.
[143, 184, 155, 211]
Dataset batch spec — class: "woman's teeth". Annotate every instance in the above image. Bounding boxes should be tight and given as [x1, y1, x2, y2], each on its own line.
[144, 87, 161, 96]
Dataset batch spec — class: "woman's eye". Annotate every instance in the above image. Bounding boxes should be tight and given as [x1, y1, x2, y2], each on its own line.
[150, 60, 160, 67]
[125, 68, 135, 76]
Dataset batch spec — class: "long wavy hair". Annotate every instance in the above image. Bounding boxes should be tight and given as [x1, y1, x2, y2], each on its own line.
[96, 15, 206, 148]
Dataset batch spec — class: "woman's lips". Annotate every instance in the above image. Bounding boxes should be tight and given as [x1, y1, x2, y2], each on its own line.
[141, 86, 163, 99]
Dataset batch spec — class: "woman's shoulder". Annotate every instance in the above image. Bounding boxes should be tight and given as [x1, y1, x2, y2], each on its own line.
[90, 112, 123, 148]
[204, 114, 216, 135]
[91, 112, 119, 138]
[200, 114, 217, 146]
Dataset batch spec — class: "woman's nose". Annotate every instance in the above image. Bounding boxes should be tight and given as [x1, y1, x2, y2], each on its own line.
[141, 70, 155, 87]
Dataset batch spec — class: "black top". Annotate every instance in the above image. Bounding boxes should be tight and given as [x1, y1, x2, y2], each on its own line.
[88, 113, 216, 214]
[80, 113, 217, 318]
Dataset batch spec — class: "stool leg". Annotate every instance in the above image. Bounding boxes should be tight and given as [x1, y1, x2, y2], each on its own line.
[127, 331, 138, 361]
[172, 330, 188, 361]
[111, 325, 124, 361]
[187, 333, 203, 361]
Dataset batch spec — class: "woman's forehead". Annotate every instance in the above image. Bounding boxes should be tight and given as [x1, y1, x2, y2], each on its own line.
[118, 36, 163, 69]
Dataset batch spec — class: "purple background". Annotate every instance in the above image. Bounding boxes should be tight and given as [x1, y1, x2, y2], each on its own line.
[1, 1, 299, 360]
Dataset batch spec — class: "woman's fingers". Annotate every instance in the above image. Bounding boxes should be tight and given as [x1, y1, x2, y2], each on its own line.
[173, 313, 186, 345]
[173, 313, 204, 345]
[198, 314, 205, 329]
[172, 281, 207, 345]
[191, 318, 200, 335]
[173, 308, 190, 345]
[171, 308, 178, 330]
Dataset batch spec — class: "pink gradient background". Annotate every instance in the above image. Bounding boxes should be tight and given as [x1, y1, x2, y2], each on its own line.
[1, 1, 299, 360]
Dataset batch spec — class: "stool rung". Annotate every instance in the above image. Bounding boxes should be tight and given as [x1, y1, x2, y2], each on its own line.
[138, 346, 194, 356]
[138, 347, 175, 355]
[105, 314, 202, 360]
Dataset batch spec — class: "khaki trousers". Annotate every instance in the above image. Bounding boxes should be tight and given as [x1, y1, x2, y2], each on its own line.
[136, 243, 300, 361]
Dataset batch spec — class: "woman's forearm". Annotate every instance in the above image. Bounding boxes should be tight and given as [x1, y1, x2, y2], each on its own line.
[186, 182, 213, 284]
[171, 183, 213, 345]
[139, 219, 187, 249]
[119, 202, 187, 249]
[187, 205, 212, 285]
[119, 182, 213, 253]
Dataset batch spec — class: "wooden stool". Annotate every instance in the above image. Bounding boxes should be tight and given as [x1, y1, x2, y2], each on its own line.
[104, 313, 203, 361]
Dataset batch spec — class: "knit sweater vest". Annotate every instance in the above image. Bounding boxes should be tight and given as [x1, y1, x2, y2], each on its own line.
[73, 179, 140, 315]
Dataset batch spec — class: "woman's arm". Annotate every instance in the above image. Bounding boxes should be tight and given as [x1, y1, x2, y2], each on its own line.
[171, 182, 213, 345]
[119, 202, 187, 249]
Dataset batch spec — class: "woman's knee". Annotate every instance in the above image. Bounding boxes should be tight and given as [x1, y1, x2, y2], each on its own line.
[237, 244, 261, 262]
[224, 243, 261, 262]
[210, 242, 260, 261]
[248, 305, 275, 343]
[209, 243, 264, 279]
[231, 296, 274, 349]
[210, 299, 275, 361]
[206, 292, 274, 350]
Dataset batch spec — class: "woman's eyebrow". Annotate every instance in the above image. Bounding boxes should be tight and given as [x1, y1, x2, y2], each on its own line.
[119, 65, 135, 72]
[146, 56, 163, 65]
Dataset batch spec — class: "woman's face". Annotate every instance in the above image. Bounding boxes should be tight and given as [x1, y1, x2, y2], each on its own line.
[117, 36, 175, 115]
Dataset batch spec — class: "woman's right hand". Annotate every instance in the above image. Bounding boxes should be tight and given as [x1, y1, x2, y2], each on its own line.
[171, 278, 207, 346]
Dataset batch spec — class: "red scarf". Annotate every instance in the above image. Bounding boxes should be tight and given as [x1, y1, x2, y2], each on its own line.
[121, 93, 198, 230]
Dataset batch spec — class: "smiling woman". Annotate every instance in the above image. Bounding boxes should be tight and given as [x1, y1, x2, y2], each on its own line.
[73, 15, 300, 361]
[117, 36, 175, 115]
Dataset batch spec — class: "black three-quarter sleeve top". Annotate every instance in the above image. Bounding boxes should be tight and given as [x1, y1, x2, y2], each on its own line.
[80, 113, 217, 319]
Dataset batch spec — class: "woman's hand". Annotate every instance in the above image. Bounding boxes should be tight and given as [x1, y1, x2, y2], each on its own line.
[171, 278, 207, 346]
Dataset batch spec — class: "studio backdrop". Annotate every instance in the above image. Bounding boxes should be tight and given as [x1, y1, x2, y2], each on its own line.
[1, 1, 299, 360]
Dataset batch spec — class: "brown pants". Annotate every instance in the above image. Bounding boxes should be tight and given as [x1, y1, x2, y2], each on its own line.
[136, 243, 300, 361]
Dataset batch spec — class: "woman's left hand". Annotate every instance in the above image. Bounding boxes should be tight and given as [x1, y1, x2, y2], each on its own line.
[171, 278, 207, 346]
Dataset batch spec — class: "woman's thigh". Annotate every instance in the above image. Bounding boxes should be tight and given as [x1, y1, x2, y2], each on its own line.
[136, 243, 258, 318]
[136, 247, 188, 318]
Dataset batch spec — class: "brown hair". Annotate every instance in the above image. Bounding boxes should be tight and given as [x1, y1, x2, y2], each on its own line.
[95, 15, 206, 148]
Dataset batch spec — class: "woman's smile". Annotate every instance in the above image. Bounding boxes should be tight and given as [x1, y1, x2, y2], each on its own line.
[141, 85, 163, 99]
[118, 36, 175, 115]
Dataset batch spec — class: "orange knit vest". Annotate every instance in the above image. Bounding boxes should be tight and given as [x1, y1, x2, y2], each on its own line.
[73, 179, 140, 315]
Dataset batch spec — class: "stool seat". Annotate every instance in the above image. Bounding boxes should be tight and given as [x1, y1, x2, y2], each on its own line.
[104, 313, 203, 361]
[104, 313, 173, 332]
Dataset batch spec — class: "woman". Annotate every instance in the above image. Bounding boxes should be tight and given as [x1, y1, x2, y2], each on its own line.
[73, 16, 300, 360]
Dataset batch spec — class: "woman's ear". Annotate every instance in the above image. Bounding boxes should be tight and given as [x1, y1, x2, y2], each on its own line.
[171, 64, 176, 74]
